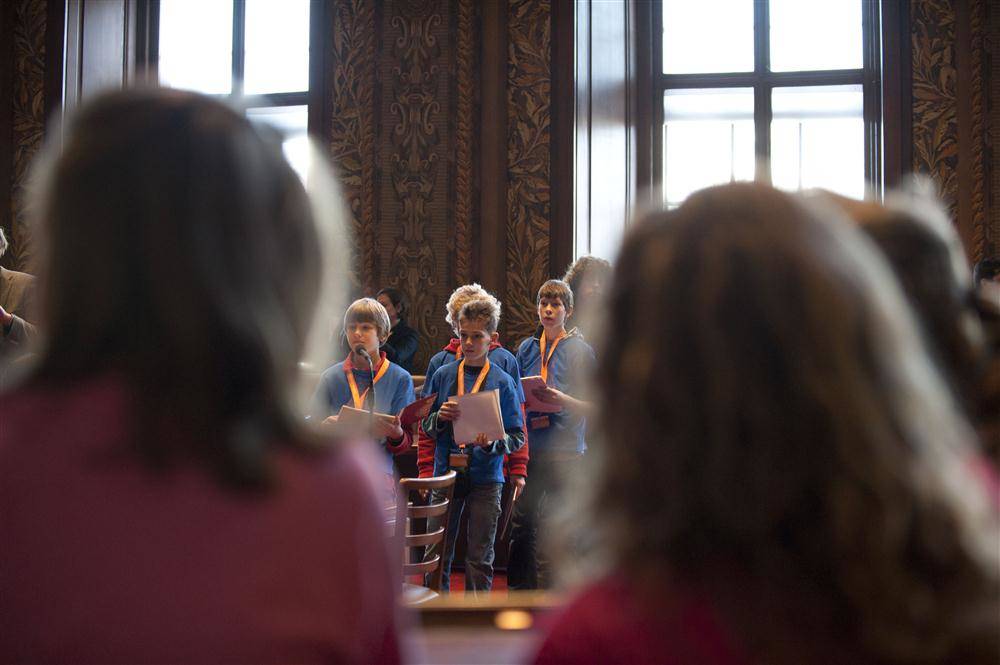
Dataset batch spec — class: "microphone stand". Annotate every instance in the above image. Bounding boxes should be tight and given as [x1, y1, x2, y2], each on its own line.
[356, 346, 377, 441]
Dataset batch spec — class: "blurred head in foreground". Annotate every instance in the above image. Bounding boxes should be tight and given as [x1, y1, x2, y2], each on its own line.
[825, 186, 987, 412]
[577, 183, 999, 662]
[29, 87, 325, 489]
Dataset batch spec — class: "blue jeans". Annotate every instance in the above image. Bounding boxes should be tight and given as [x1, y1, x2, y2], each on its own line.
[429, 481, 503, 594]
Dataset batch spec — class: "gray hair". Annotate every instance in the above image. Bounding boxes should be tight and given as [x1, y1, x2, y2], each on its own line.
[0, 227, 8, 259]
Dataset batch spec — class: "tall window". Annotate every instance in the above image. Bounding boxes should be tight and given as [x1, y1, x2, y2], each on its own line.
[157, 0, 311, 180]
[655, 0, 879, 207]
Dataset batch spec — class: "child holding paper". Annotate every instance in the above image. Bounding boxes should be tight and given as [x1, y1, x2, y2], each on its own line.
[421, 298, 525, 593]
[509, 279, 595, 590]
[419, 284, 528, 496]
[311, 299, 415, 478]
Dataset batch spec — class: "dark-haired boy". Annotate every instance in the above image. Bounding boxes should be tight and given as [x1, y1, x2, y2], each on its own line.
[509, 279, 595, 590]
[422, 299, 525, 593]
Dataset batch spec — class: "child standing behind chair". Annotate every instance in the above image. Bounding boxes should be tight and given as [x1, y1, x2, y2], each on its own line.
[310, 298, 415, 481]
[421, 298, 525, 593]
[419, 284, 529, 492]
[509, 279, 595, 590]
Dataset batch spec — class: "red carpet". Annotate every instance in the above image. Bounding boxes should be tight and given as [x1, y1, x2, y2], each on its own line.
[406, 571, 508, 593]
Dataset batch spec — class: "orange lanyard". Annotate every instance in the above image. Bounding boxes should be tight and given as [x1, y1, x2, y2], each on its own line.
[345, 356, 391, 409]
[539, 333, 566, 384]
[457, 358, 491, 396]
[454, 347, 463, 360]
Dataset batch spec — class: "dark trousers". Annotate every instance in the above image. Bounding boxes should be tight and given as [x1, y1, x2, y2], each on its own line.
[507, 453, 580, 590]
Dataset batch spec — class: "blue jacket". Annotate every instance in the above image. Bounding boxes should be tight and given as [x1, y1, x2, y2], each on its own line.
[422, 360, 525, 484]
[423, 342, 526, 403]
[516, 330, 594, 455]
[311, 355, 415, 472]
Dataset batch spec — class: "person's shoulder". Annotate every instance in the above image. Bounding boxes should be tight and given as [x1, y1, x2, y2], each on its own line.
[0, 267, 35, 285]
[491, 345, 518, 362]
[516, 336, 538, 355]
[488, 362, 517, 389]
[385, 360, 411, 381]
[318, 361, 347, 382]
[562, 331, 595, 355]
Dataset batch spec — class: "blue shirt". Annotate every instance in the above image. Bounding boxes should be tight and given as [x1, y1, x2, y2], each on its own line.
[424, 360, 525, 484]
[423, 345, 526, 403]
[311, 357, 415, 472]
[516, 332, 594, 455]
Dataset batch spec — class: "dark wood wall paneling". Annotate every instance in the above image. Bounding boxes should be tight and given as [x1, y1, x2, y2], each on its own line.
[992, 0, 1000, 257]
[6, 0, 48, 272]
[910, 0, 992, 262]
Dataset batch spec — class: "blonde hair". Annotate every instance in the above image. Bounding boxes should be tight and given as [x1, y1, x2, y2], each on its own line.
[344, 297, 391, 343]
[571, 183, 1000, 662]
[458, 297, 500, 334]
[445, 283, 501, 332]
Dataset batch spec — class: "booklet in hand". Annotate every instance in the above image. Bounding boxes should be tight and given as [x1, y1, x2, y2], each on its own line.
[336, 405, 396, 437]
[449, 389, 506, 446]
[521, 375, 562, 413]
[398, 393, 436, 428]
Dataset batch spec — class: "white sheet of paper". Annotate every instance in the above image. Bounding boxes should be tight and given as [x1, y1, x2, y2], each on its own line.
[337, 405, 395, 436]
[521, 375, 562, 413]
[449, 389, 505, 445]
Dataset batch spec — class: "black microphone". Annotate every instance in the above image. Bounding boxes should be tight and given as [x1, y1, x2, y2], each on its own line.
[354, 346, 377, 435]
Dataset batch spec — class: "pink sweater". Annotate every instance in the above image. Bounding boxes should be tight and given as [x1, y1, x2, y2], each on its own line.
[0, 375, 402, 663]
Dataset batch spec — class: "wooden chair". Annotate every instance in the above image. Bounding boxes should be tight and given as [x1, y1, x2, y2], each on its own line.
[396, 470, 457, 604]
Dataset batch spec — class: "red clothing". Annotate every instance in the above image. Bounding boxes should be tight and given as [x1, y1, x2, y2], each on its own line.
[417, 338, 529, 478]
[0, 375, 402, 664]
[534, 575, 747, 665]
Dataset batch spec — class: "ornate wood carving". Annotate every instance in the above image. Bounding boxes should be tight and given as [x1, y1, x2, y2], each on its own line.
[505, 0, 551, 345]
[453, 0, 475, 286]
[380, 0, 450, 372]
[967, 0, 987, 261]
[911, 0, 959, 220]
[9, 0, 46, 271]
[329, 0, 378, 295]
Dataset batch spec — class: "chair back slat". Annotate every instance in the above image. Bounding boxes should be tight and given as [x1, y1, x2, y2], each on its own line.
[405, 526, 445, 548]
[403, 557, 441, 576]
[408, 501, 449, 519]
[396, 471, 457, 595]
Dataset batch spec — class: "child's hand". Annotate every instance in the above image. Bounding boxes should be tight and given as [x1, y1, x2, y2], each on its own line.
[439, 400, 461, 422]
[374, 415, 405, 440]
[321, 415, 340, 426]
[533, 386, 567, 407]
[470, 432, 491, 448]
[510, 474, 526, 502]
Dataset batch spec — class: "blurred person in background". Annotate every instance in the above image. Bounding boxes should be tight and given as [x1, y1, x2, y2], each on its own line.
[376, 286, 419, 373]
[0, 226, 37, 359]
[562, 255, 611, 340]
[0, 88, 402, 663]
[830, 189, 1000, 466]
[535, 183, 1000, 665]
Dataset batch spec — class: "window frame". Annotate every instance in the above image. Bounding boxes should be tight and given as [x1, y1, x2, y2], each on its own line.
[649, 0, 884, 203]
[147, 0, 322, 136]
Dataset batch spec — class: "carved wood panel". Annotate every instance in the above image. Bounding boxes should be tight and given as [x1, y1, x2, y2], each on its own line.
[8, 0, 46, 272]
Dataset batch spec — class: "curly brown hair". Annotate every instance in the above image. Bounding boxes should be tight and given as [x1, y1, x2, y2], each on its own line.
[573, 183, 1000, 663]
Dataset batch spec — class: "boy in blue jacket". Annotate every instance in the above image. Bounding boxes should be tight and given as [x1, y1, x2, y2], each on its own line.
[422, 298, 525, 593]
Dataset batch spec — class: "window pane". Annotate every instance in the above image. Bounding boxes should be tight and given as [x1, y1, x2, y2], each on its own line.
[246, 106, 310, 183]
[663, 0, 753, 74]
[244, 0, 310, 95]
[770, 85, 864, 198]
[663, 88, 755, 207]
[770, 0, 863, 72]
[158, 0, 233, 94]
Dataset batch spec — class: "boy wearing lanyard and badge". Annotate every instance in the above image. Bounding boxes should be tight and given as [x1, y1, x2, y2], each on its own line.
[419, 285, 529, 496]
[421, 298, 525, 593]
[509, 279, 595, 590]
[310, 299, 415, 490]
